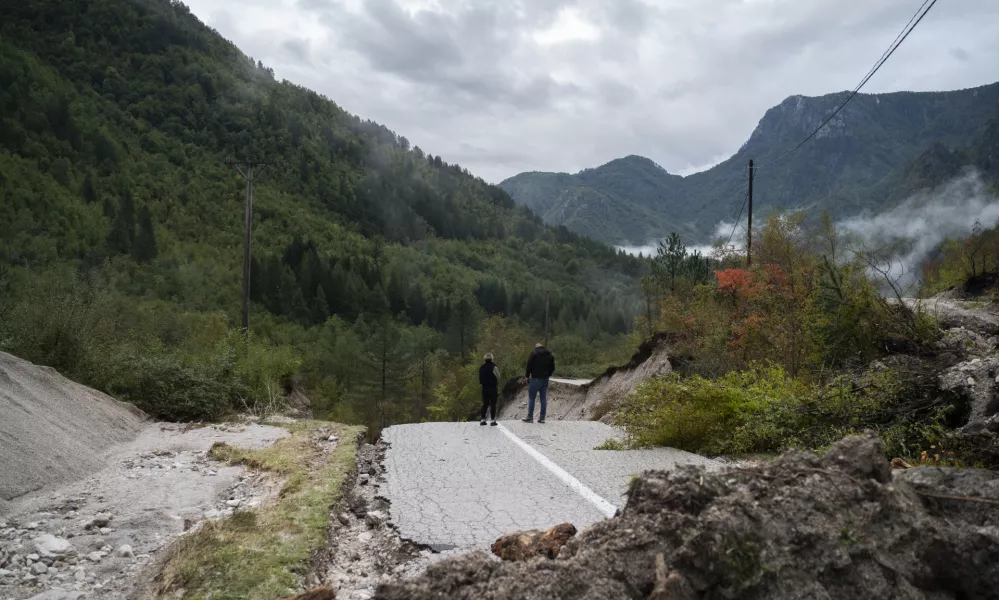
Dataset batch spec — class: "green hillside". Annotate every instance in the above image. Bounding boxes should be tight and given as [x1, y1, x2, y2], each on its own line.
[501, 84, 999, 245]
[0, 0, 644, 430]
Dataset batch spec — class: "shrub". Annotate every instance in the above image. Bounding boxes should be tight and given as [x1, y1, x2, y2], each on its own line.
[613, 365, 948, 458]
[99, 340, 246, 421]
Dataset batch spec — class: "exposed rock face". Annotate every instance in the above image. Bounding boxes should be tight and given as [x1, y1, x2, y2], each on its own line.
[490, 523, 578, 561]
[376, 432, 999, 600]
[939, 355, 999, 432]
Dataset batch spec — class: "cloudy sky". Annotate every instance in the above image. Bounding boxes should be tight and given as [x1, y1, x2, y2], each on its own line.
[183, 0, 999, 183]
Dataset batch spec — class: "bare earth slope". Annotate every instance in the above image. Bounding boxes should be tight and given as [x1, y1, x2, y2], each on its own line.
[499, 334, 674, 422]
[0, 352, 147, 511]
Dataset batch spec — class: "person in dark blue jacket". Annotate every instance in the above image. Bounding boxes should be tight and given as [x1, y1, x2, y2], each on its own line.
[479, 353, 500, 426]
[522, 343, 555, 423]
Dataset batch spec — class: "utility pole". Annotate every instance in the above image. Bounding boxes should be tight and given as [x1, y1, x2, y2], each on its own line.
[544, 291, 550, 347]
[226, 158, 269, 342]
[747, 159, 754, 268]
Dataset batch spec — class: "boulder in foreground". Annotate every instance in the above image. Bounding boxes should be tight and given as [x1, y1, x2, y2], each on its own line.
[491, 523, 578, 561]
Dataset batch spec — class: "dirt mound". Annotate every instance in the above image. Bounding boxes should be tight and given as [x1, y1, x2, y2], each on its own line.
[376, 432, 999, 600]
[0, 351, 147, 512]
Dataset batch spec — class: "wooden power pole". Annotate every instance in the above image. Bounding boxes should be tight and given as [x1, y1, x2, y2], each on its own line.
[747, 159, 754, 267]
[544, 291, 550, 347]
[227, 158, 269, 341]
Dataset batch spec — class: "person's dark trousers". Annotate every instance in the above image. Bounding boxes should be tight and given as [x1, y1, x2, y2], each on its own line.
[527, 377, 549, 420]
[481, 387, 498, 421]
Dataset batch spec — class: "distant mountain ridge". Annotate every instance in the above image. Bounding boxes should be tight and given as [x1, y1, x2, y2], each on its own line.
[501, 83, 999, 245]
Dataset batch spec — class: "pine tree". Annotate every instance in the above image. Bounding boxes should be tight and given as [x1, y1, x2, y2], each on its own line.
[81, 172, 98, 204]
[386, 270, 408, 316]
[312, 285, 330, 324]
[133, 204, 158, 263]
[106, 195, 135, 256]
[357, 317, 411, 429]
[405, 284, 427, 325]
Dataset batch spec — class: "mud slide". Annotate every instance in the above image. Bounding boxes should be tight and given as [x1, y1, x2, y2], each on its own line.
[497, 333, 674, 422]
[0, 352, 147, 512]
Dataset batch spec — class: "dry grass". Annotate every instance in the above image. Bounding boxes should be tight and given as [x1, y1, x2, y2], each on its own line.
[151, 420, 363, 600]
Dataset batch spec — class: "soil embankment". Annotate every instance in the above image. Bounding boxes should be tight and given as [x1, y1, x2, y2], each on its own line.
[498, 333, 674, 422]
[0, 351, 147, 512]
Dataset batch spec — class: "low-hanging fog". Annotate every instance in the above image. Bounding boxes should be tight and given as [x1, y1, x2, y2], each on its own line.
[619, 170, 999, 290]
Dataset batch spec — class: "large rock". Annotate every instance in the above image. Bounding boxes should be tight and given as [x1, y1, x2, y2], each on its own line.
[939, 355, 999, 432]
[284, 588, 336, 600]
[31, 535, 75, 558]
[27, 591, 86, 600]
[896, 466, 999, 527]
[490, 523, 578, 561]
[377, 431, 999, 600]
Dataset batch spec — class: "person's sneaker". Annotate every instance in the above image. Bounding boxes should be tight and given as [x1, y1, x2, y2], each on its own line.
[480, 420, 487, 426]
[537, 418, 546, 423]
[490, 421, 498, 426]
[521, 417, 533, 423]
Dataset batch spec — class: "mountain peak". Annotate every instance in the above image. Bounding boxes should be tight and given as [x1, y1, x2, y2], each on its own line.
[503, 81, 999, 245]
[588, 155, 672, 176]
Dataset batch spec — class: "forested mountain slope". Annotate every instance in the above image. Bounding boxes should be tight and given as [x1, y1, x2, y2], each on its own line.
[502, 83, 999, 244]
[0, 0, 643, 430]
[502, 155, 685, 244]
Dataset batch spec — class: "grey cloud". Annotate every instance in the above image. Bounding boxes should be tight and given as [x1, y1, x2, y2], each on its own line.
[281, 38, 310, 62]
[184, 0, 999, 184]
[597, 81, 637, 107]
[346, 0, 464, 74]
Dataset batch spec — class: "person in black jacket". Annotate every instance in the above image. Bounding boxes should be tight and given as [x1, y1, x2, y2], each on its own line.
[479, 353, 500, 426]
[522, 343, 555, 423]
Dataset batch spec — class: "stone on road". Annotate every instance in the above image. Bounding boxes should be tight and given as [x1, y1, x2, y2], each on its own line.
[380, 421, 715, 554]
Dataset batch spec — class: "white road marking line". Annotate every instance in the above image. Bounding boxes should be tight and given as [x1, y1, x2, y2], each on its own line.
[496, 423, 618, 518]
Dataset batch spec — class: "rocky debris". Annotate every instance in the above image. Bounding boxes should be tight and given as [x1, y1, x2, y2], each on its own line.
[490, 523, 578, 561]
[939, 355, 999, 431]
[376, 431, 999, 600]
[938, 354, 999, 464]
[286, 587, 337, 600]
[364, 511, 389, 529]
[313, 441, 431, 600]
[936, 326, 999, 359]
[25, 590, 87, 599]
[910, 297, 999, 336]
[1, 422, 290, 599]
[84, 513, 111, 531]
[895, 466, 999, 527]
[31, 535, 75, 559]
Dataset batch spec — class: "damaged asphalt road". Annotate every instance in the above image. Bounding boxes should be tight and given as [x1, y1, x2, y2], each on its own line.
[378, 421, 717, 553]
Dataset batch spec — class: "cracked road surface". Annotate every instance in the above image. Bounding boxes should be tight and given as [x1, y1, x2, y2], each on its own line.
[379, 421, 716, 553]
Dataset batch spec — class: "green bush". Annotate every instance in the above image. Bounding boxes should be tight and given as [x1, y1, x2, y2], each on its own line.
[613, 365, 942, 458]
[108, 347, 244, 421]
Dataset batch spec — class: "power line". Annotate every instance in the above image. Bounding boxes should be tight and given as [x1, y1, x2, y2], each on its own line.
[726, 188, 750, 246]
[756, 0, 940, 170]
